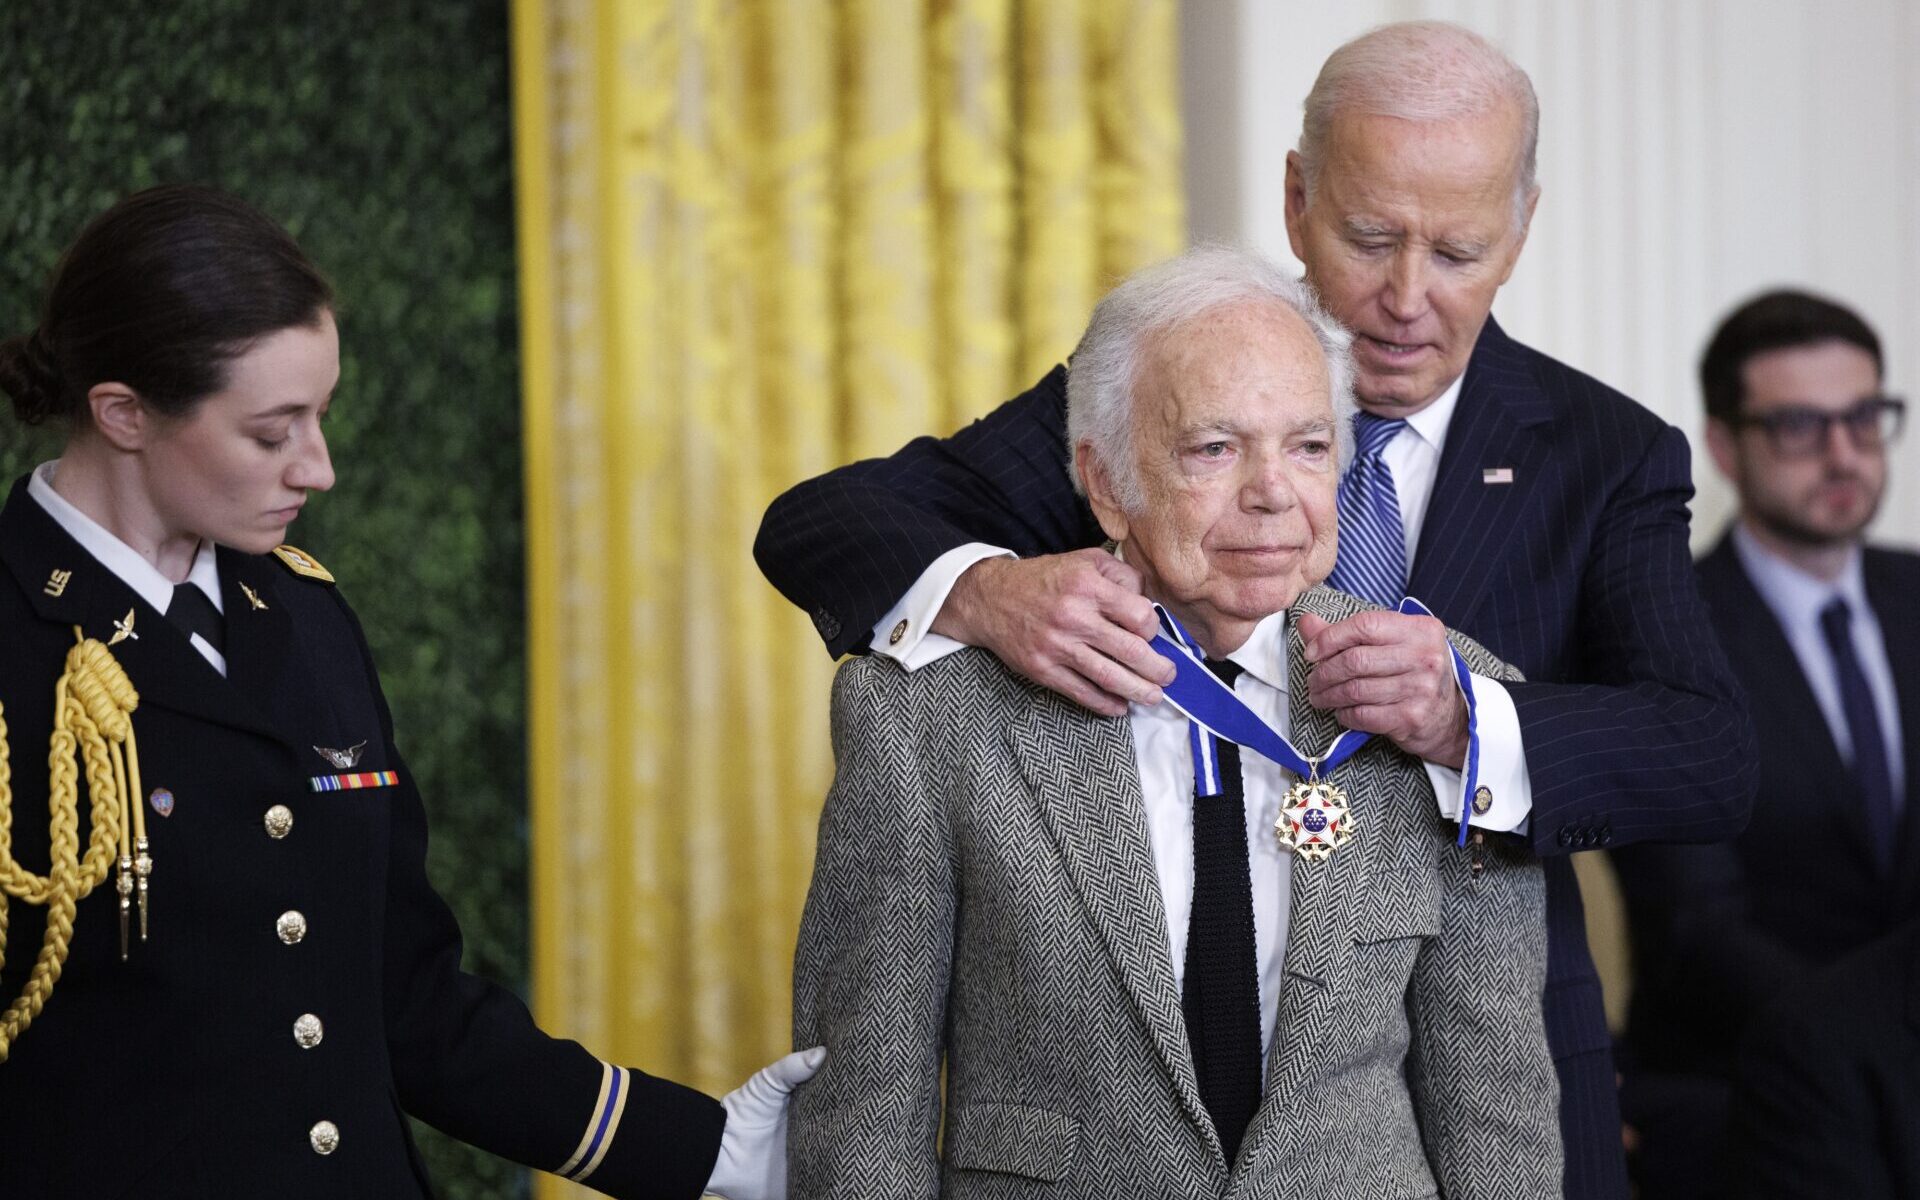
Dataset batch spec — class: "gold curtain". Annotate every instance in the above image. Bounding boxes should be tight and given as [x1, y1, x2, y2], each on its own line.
[512, 3, 1181, 1191]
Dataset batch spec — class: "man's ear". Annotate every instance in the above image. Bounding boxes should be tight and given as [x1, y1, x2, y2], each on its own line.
[1283, 151, 1311, 263]
[87, 382, 151, 453]
[1075, 440, 1132, 545]
[1704, 417, 1742, 486]
[1496, 184, 1542, 287]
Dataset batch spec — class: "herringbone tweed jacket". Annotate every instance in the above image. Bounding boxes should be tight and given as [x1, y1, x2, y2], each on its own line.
[790, 584, 1560, 1198]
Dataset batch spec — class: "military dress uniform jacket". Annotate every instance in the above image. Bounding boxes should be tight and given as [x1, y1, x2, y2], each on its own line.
[0, 477, 723, 1199]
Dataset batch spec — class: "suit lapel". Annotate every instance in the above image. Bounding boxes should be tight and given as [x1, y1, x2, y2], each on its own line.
[1006, 694, 1220, 1159]
[1707, 537, 1883, 865]
[1865, 552, 1920, 908]
[1408, 318, 1555, 628]
[0, 480, 281, 743]
[1238, 586, 1368, 1168]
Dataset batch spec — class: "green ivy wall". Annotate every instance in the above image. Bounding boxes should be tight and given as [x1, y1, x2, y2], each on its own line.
[1, 4, 530, 1195]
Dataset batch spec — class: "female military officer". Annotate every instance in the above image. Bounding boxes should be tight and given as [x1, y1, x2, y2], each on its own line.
[0, 184, 817, 1199]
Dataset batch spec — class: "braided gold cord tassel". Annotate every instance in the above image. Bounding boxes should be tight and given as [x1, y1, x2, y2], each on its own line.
[0, 630, 142, 1062]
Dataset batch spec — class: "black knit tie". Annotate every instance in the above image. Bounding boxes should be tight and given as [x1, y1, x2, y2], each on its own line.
[166, 582, 225, 654]
[1183, 657, 1262, 1166]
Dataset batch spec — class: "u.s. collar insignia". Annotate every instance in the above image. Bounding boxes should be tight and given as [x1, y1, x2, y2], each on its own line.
[44, 568, 72, 597]
[109, 607, 140, 645]
[240, 582, 269, 611]
[314, 741, 367, 769]
[1275, 777, 1357, 862]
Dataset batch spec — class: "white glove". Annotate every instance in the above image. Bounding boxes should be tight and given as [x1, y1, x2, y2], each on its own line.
[704, 1045, 827, 1200]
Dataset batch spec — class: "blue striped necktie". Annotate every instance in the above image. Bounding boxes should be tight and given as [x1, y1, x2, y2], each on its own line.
[1328, 411, 1410, 606]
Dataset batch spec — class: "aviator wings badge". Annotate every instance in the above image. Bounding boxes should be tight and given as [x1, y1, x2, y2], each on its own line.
[313, 741, 367, 769]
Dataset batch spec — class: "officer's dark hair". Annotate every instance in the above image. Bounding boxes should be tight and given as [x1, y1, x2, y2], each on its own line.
[1700, 288, 1883, 424]
[0, 184, 334, 427]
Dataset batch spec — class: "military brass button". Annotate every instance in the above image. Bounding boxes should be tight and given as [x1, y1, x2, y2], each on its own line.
[309, 1120, 340, 1155]
[889, 619, 908, 646]
[264, 805, 294, 839]
[293, 1013, 324, 1049]
[1471, 785, 1493, 816]
[277, 910, 308, 945]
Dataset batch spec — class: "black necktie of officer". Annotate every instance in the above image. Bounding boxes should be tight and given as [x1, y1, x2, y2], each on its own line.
[166, 582, 225, 654]
[1819, 597, 1897, 874]
[1182, 656, 1262, 1167]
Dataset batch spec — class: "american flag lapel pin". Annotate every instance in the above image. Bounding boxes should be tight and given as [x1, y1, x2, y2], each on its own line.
[1482, 467, 1514, 484]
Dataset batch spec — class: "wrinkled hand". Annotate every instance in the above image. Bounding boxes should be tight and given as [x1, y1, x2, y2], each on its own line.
[1297, 609, 1469, 768]
[704, 1046, 827, 1200]
[932, 550, 1174, 717]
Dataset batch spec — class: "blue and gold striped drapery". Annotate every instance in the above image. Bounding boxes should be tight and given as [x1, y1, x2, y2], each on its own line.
[512, 3, 1181, 1191]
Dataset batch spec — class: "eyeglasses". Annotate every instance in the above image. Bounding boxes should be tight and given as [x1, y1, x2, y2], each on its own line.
[1729, 396, 1907, 457]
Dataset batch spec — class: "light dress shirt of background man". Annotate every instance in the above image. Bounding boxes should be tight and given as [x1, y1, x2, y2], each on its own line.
[788, 247, 1559, 1200]
[755, 23, 1754, 1200]
[1611, 289, 1920, 1199]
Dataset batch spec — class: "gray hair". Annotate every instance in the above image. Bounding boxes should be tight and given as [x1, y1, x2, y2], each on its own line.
[1299, 20, 1540, 229]
[1066, 245, 1357, 514]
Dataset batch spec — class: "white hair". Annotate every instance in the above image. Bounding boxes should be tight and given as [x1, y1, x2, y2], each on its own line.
[1065, 245, 1358, 514]
[1299, 20, 1540, 228]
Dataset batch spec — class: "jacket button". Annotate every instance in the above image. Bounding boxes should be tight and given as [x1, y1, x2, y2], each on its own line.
[263, 805, 294, 839]
[1556, 828, 1573, 847]
[293, 1013, 324, 1049]
[277, 910, 308, 945]
[1599, 828, 1614, 846]
[309, 1120, 340, 1155]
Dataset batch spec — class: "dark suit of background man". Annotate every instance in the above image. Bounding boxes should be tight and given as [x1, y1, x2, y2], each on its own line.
[1613, 290, 1919, 1199]
[755, 21, 1754, 1200]
[1725, 920, 1920, 1200]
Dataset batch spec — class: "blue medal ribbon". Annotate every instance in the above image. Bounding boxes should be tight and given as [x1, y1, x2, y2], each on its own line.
[1150, 598, 1481, 847]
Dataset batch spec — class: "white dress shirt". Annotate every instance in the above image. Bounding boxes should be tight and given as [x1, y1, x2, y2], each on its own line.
[1733, 522, 1905, 802]
[869, 373, 1533, 830]
[1131, 608, 1294, 1056]
[29, 460, 228, 676]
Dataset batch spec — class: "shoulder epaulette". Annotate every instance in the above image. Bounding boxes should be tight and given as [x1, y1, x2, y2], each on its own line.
[271, 544, 336, 584]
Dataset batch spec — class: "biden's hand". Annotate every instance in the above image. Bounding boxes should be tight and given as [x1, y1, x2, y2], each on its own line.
[933, 550, 1174, 717]
[704, 1046, 827, 1200]
[1297, 608, 1469, 769]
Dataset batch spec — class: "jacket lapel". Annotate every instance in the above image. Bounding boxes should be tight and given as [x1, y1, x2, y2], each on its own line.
[1865, 552, 1920, 908]
[1706, 536, 1879, 864]
[1237, 587, 1369, 1170]
[1407, 318, 1556, 628]
[1005, 693, 1221, 1161]
[0, 480, 281, 743]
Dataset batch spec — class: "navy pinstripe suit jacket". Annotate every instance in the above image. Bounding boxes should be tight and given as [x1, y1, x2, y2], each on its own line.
[756, 316, 1757, 1198]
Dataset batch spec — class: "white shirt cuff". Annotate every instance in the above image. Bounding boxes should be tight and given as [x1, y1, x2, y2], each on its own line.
[1421, 672, 1533, 833]
[869, 543, 1016, 670]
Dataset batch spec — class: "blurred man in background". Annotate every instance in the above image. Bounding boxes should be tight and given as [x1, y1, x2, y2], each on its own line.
[1614, 289, 1918, 1198]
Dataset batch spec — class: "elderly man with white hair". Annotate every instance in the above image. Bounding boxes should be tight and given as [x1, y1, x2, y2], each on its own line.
[760, 23, 1754, 1198]
[787, 247, 1560, 1199]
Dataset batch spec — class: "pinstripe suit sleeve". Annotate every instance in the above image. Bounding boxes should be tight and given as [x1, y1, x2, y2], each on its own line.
[1507, 424, 1757, 853]
[789, 657, 958, 1199]
[754, 368, 1103, 658]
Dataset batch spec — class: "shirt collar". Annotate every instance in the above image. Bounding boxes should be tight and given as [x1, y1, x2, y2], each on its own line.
[1731, 520, 1866, 629]
[1397, 373, 1465, 455]
[29, 460, 224, 617]
[1219, 608, 1290, 694]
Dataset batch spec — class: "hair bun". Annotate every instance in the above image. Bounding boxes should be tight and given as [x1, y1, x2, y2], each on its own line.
[0, 328, 67, 425]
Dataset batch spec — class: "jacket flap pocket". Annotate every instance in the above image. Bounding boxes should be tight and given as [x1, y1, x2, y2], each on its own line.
[945, 1102, 1081, 1182]
[1350, 867, 1442, 943]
